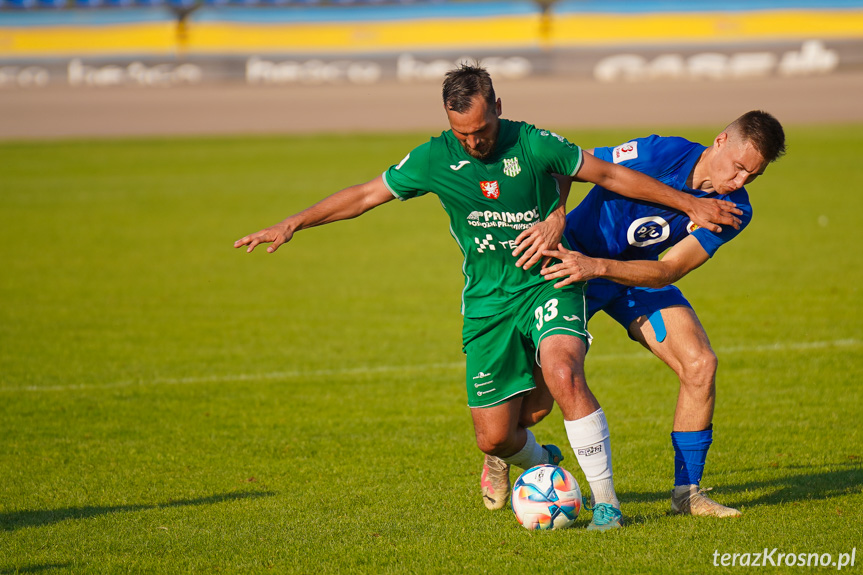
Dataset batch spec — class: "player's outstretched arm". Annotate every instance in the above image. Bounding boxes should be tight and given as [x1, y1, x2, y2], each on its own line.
[575, 154, 742, 233]
[234, 176, 395, 253]
[541, 235, 710, 289]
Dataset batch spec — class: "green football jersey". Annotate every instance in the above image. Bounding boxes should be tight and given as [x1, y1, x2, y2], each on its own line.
[382, 119, 583, 318]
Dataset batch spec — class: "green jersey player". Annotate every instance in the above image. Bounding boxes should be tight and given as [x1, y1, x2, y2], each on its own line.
[234, 64, 742, 531]
[384, 117, 581, 319]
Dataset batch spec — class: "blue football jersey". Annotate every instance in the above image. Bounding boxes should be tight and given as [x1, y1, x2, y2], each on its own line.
[563, 134, 753, 261]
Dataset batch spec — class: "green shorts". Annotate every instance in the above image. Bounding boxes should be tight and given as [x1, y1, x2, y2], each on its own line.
[462, 281, 590, 408]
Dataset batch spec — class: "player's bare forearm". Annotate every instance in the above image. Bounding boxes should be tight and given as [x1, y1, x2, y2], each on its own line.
[576, 155, 742, 233]
[234, 176, 394, 253]
[553, 173, 572, 212]
[541, 246, 675, 288]
[582, 258, 678, 289]
[609, 167, 740, 233]
[291, 181, 393, 230]
[541, 238, 709, 288]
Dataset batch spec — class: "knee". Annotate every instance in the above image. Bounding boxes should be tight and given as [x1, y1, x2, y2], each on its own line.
[679, 349, 718, 390]
[542, 360, 588, 396]
[474, 427, 518, 457]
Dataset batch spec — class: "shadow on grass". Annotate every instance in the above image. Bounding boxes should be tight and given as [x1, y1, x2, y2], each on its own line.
[620, 460, 863, 509]
[0, 564, 72, 574]
[0, 490, 276, 532]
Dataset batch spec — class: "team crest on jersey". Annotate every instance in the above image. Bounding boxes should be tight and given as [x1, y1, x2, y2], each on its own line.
[480, 181, 500, 199]
[613, 142, 638, 164]
[686, 221, 701, 234]
[503, 157, 521, 177]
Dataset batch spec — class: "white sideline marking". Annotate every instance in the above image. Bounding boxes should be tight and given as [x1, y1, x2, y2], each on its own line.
[2, 338, 859, 393]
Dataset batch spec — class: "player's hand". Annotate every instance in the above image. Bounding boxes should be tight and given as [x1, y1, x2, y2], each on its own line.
[687, 197, 743, 233]
[234, 223, 294, 253]
[540, 244, 601, 288]
[512, 210, 566, 270]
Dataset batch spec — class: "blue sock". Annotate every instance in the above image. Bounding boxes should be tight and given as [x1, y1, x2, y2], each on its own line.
[670, 427, 713, 486]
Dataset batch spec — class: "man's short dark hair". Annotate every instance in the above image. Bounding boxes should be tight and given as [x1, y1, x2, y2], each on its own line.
[442, 63, 496, 113]
[729, 110, 787, 163]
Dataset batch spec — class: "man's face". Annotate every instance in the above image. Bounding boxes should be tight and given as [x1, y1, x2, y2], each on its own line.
[445, 95, 501, 161]
[709, 132, 769, 194]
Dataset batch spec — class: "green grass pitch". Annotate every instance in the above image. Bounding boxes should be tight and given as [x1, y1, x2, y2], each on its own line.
[1, 124, 861, 574]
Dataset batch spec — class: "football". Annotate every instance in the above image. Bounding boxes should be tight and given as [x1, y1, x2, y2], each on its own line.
[511, 464, 582, 530]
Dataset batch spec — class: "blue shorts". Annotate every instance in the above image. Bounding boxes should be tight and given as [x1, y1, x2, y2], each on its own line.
[586, 278, 692, 341]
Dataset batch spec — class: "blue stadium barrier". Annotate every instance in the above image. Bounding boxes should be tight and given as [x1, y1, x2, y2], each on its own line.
[257, 0, 303, 6]
[3, 0, 38, 8]
[197, 0, 329, 5]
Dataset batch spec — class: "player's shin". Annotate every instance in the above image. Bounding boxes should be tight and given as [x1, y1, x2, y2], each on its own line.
[564, 408, 620, 509]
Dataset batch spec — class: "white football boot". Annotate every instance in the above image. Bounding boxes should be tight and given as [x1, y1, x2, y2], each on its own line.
[671, 485, 741, 517]
[481, 455, 511, 510]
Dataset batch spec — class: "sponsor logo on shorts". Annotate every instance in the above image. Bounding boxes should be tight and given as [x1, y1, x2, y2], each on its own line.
[480, 181, 500, 199]
[503, 157, 521, 177]
[577, 445, 603, 457]
[477, 388, 497, 396]
[473, 370, 495, 390]
[628, 216, 670, 247]
[564, 315, 581, 322]
[613, 142, 638, 164]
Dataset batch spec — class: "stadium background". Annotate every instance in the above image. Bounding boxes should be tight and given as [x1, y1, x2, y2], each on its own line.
[2, 3, 862, 572]
[1, 0, 862, 138]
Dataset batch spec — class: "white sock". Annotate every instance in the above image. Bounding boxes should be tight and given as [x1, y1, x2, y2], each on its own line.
[564, 408, 620, 509]
[501, 429, 547, 470]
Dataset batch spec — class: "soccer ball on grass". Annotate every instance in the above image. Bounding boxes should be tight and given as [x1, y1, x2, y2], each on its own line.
[511, 464, 582, 530]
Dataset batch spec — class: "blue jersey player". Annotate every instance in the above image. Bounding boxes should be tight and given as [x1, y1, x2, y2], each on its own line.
[540, 111, 786, 517]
